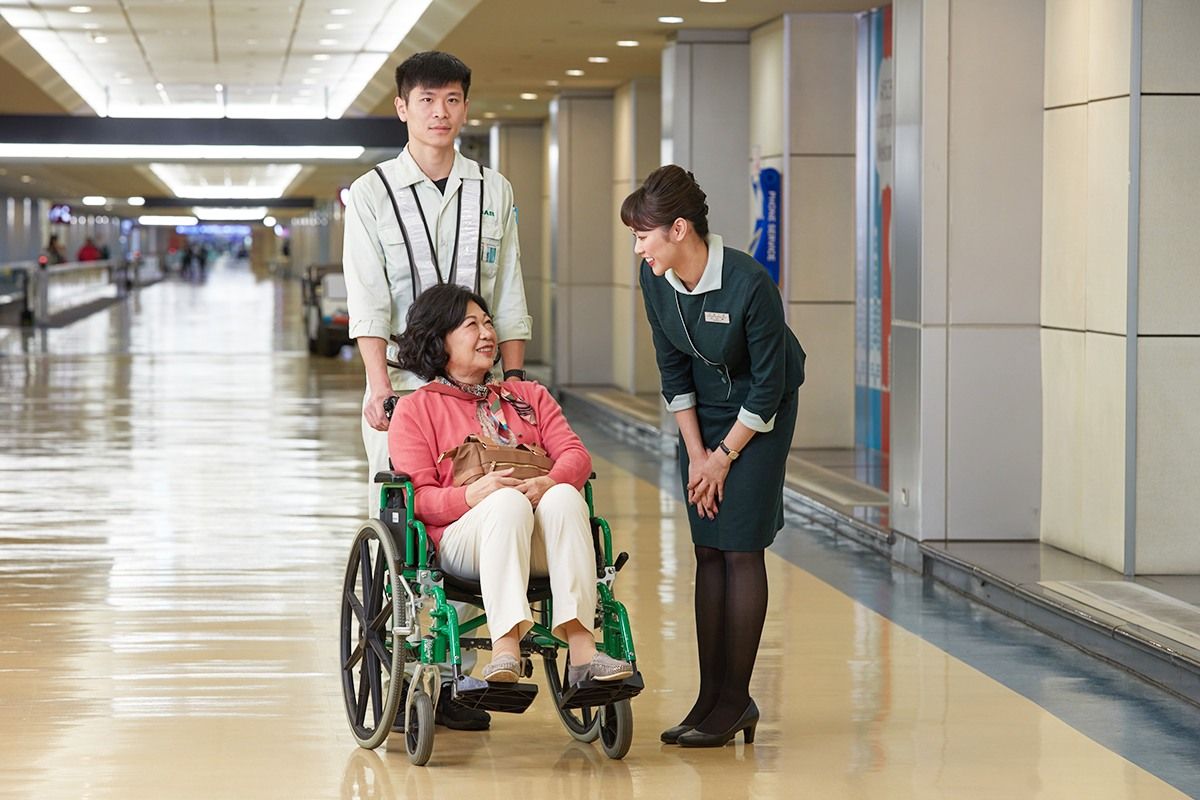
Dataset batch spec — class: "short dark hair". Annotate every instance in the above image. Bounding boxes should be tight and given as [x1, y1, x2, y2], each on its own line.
[394, 284, 491, 381]
[394, 51, 471, 101]
[620, 164, 710, 238]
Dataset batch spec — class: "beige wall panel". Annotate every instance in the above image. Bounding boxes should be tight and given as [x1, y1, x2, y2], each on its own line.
[920, 0, 950, 327]
[1088, 0, 1132, 100]
[1138, 97, 1200, 335]
[788, 14, 857, 156]
[1045, 0, 1091, 108]
[612, 283, 635, 393]
[563, 97, 614, 287]
[1136, 337, 1200, 572]
[947, 0, 1044, 326]
[1081, 332, 1127, 571]
[613, 84, 634, 183]
[612, 179, 636, 288]
[567, 285, 616, 385]
[1085, 97, 1129, 335]
[946, 327, 1043, 540]
[634, 79, 663, 180]
[750, 20, 785, 159]
[524, 276, 552, 363]
[1141, 0, 1200, 93]
[788, 156, 855, 304]
[1042, 105, 1088, 330]
[1040, 329, 1086, 553]
[789, 301, 855, 448]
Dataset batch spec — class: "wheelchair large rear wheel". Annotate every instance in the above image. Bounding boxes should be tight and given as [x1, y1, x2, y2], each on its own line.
[340, 520, 406, 749]
[599, 699, 633, 760]
[543, 654, 601, 742]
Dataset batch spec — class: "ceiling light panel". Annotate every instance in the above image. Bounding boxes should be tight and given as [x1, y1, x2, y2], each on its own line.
[1, 1, 436, 119]
[150, 163, 305, 200]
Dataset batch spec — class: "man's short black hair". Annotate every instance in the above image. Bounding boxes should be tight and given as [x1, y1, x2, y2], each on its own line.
[394, 284, 491, 381]
[395, 51, 471, 101]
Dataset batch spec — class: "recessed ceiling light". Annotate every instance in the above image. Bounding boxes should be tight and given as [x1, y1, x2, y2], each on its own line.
[155, 82, 165, 91]
[520, 92, 537, 100]
[319, 38, 338, 46]
[546, 79, 560, 86]
[565, 69, 585, 77]
[263, 215, 277, 227]
[658, 16, 684, 24]
[92, 35, 108, 44]
[330, 8, 352, 14]
[468, 119, 482, 127]
[127, 196, 145, 206]
[313, 53, 330, 61]
[139, 215, 198, 226]
[699, 0, 727, 3]
[324, 22, 343, 30]
[82, 22, 100, 30]
[82, 195, 105, 206]
[588, 56, 609, 63]
[483, 112, 497, 119]
[302, 78, 316, 85]
[214, 83, 224, 92]
[617, 40, 639, 47]
[20, 175, 32, 183]
[68, 5, 92, 13]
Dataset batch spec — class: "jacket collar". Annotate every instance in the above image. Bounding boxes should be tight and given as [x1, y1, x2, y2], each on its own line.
[665, 234, 724, 295]
[390, 146, 482, 191]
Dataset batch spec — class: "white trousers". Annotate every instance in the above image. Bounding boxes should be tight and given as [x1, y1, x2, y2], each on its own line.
[438, 485, 598, 642]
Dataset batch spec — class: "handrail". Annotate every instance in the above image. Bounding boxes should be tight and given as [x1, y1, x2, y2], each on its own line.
[0, 254, 161, 326]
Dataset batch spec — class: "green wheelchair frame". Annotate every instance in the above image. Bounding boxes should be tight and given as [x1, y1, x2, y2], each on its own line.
[339, 472, 641, 766]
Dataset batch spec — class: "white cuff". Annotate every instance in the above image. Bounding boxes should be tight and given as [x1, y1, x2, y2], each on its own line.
[350, 319, 393, 339]
[738, 407, 776, 433]
[665, 392, 697, 412]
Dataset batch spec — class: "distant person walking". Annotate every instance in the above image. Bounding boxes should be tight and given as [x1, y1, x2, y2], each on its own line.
[76, 238, 102, 262]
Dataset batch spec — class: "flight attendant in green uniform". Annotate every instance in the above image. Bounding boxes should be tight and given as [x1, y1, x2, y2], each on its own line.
[621, 165, 805, 748]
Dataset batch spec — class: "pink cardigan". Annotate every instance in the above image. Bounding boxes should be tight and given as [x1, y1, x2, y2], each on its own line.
[388, 380, 593, 546]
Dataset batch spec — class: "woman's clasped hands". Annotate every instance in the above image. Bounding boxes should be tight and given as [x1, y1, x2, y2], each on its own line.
[686, 447, 731, 520]
[464, 468, 558, 509]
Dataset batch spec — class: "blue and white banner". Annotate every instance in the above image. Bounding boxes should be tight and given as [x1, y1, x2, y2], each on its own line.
[750, 166, 781, 285]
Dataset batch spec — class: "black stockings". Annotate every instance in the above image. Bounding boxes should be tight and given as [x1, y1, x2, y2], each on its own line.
[680, 545, 768, 734]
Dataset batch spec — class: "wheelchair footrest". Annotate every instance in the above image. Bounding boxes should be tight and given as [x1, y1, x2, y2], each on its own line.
[452, 674, 539, 714]
[557, 671, 644, 710]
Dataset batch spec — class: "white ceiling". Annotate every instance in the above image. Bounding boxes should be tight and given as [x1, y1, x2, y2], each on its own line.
[0, 0, 447, 118]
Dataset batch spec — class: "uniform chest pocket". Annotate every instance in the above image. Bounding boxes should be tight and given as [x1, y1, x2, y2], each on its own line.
[480, 218, 503, 277]
[377, 223, 413, 284]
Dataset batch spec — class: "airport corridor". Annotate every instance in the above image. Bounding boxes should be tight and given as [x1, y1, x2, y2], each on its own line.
[0, 261, 1197, 799]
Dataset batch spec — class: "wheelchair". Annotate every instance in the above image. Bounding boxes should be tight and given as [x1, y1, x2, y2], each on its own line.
[339, 470, 643, 766]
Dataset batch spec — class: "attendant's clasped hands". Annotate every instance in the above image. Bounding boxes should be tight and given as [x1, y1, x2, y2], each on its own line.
[687, 448, 731, 520]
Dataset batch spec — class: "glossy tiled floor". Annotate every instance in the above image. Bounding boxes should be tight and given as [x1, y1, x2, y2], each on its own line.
[0, 259, 1195, 799]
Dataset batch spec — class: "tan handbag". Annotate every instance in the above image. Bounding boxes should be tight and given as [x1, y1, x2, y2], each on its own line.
[438, 435, 554, 487]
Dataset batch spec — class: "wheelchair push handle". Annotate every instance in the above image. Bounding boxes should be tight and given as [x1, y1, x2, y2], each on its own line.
[383, 395, 397, 420]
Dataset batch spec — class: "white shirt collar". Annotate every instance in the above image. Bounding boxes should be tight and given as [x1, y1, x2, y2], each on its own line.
[392, 146, 480, 188]
[665, 234, 724, 295]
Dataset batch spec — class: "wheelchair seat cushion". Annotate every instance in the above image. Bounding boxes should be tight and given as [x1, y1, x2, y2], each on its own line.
[439, 570, 554, 604]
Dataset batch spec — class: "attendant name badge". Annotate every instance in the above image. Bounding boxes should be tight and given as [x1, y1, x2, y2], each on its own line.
[704, 311, 731, 324]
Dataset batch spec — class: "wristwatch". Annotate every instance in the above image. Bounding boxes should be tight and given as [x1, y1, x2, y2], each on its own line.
[717, 441, 740, 461]
[503, 368, 527, 381]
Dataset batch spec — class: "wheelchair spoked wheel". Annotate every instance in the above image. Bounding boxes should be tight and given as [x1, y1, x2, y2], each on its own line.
[405, 690, 435, 766]
[339, 520, 406, 750]
[598, 699, 634, 760]
[542, 654, 601, 743]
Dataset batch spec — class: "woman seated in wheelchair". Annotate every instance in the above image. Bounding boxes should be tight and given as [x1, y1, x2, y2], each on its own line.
[389, 284, 633, 687]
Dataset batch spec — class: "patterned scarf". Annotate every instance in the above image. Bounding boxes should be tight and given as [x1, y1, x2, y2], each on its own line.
[437, 375, 538, 446]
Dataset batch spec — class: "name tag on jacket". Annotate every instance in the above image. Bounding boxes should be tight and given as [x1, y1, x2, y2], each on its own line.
[704, 311, 731, 324]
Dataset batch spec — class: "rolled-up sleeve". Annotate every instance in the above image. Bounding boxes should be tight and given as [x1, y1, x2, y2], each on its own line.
[640, 265, 696, 411]
[491, 178, 532, 343]
[343, 177, 392, 340]
[739, 271, 788, 432]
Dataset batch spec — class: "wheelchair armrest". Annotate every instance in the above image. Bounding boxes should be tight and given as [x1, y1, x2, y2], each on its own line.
[374, 470, 412, 484]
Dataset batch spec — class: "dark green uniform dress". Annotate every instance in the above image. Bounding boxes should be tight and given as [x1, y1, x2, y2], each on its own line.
[640, 237, 806, 551]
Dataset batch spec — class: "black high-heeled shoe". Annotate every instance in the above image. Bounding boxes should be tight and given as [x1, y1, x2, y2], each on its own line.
[660, 723, 694, 744]
[676, 699, 759, 748]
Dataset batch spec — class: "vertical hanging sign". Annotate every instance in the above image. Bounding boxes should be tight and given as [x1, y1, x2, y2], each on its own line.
[750, 166, 782, 285]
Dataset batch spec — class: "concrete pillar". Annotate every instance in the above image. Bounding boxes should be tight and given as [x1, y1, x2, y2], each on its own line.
[662, 30, 752, 248]
[1043, 0, 1200, 574]
[890, 0, 1045, 542]
[611, 78, 662, 395]
[547, 92, 615, 386]
[492, 123, 548, 365]
[750, 14, 858, 449]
